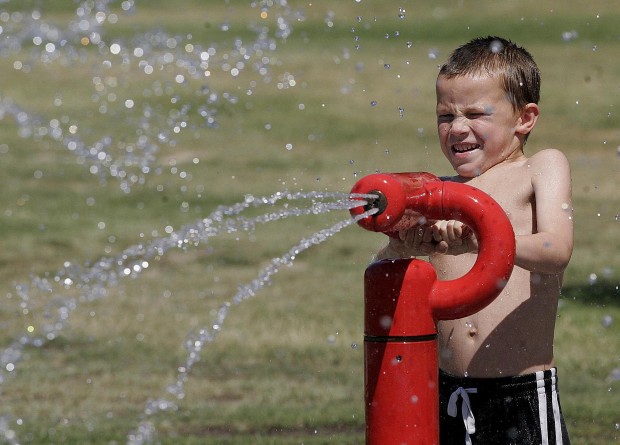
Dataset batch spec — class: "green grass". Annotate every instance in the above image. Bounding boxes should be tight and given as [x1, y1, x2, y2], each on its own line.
[0, 1, 619, 444]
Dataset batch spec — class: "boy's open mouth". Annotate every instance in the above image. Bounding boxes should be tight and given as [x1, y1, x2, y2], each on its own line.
[452, 143, 481, 153]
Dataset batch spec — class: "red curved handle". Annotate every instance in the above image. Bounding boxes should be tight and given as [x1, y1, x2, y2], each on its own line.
[351, 172, 515, 321]
[428, 182, 515, 319]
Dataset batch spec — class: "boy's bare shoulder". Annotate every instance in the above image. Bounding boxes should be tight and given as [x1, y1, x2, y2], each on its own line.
[528, 148, 570, 170]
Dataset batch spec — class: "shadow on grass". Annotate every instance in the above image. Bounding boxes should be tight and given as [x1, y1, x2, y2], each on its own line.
[562, 280, 620, 307]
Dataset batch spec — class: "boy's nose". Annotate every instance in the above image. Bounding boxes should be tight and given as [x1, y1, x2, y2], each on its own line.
[449, 117, 470, 135]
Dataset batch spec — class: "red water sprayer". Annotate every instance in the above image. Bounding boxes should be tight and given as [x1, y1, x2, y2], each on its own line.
[350, 172, 516, 445]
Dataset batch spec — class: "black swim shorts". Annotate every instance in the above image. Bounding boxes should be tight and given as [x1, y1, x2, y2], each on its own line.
[439, 368, 571, 445]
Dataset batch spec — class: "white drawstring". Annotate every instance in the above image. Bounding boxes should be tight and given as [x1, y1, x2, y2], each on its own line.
[447, 386, 478, 445]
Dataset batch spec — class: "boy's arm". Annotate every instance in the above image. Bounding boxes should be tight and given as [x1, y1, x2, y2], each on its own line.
[515, 149, 574, 274]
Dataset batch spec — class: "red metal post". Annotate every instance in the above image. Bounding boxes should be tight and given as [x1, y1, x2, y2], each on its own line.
[350, 172, 516, 445]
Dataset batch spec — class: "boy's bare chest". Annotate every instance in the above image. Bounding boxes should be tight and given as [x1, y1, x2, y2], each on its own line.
[466, 167, 535, 235]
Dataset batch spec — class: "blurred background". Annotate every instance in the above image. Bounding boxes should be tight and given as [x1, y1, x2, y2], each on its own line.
[0, 1, 618, 443]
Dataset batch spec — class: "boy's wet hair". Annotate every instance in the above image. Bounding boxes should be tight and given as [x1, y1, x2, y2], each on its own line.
[439, 36, 541, 111]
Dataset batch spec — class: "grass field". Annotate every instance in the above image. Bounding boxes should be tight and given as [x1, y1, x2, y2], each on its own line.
[0, 1, 619, 444]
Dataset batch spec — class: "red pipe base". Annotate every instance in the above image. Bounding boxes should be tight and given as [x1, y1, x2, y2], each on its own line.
[366, 340, 439, 445]
[364, 257, 439, 445]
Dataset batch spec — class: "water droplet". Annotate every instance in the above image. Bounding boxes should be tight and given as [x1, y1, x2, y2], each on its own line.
[427, 48, 439, 60]
[561, 30, 579, 42]
[589, 273, 598, 284]
[380, 315, 392, 329]
[490, 39, 504, 53]
[601, 314, 613, 328]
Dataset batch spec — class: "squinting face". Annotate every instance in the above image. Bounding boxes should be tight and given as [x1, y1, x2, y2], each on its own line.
[435, 74, 525, 178]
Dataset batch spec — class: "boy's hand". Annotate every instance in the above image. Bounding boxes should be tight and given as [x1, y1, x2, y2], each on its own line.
[398, 223, 437, 256]
[397, 220, 477, 256]
[429, 220, 478, 255]
[375, 220, 478, 260]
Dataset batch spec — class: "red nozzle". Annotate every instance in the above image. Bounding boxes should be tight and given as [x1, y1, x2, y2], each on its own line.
[350, 172, 442, 233]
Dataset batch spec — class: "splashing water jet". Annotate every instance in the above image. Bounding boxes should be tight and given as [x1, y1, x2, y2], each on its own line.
[0, 187, 377, 443]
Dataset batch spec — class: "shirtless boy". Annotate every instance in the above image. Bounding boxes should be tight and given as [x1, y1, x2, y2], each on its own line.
[376, 36, 573, 444]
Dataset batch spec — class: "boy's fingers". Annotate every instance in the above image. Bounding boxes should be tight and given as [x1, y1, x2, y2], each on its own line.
[452, 223, 461, 239]
[435, 240, 449, 254]
[422, 226, 435, 243]
[448, 221, 462, 244]
[432, 226, 443, 242]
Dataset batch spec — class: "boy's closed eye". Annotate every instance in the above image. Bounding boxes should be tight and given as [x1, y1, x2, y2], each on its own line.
[437, 114, 454, 122]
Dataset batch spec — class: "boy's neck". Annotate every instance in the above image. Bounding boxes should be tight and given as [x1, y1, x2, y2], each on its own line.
[449, 150, 528, 183]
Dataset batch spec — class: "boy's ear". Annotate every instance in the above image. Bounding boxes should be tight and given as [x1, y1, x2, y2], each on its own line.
[516, 103, 539, 135]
